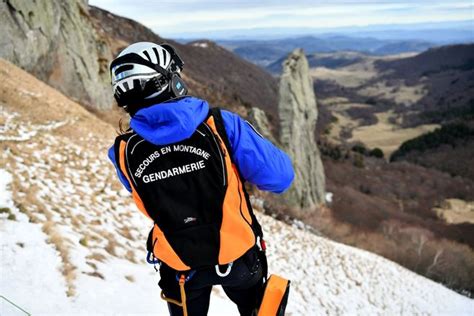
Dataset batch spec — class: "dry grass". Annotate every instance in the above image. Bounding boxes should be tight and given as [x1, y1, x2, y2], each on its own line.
[0, 207, 11, 214]
[324, 104, 370, 143]
[0, 60, 150, 299]
[90, 219, 102, 226]
[434, 199, 474, 224]
[318, 96, 351, 107]
[84, 271, 105, 280]
[326, 112, 349, 142]
[311, 56, 382, 87]
[79, 237, 88, 247]
[125, 275, 135, 282]
[43, 221, 76, 296]
[118, 226, 135, 241]
[261, 179, 474, 295]
[88, 233, 103, 242]
[0, 58, 116, 143]
[311, 52, 418, 89]
[86, 261, 98, 270]
[299, 207, 474, 295]
[4, 152, 79, 296]
[86, 252, 107, 263]
[70, 216, 83, 228]
[125, 250, 138, 264]
[104, 238, 118, 257]
[311, 66, 377, 88]
[320, 99, 439, 156]
[358, 80, 426, 106]
[350, 111, 439, 158]
[315, 51, 436, 155]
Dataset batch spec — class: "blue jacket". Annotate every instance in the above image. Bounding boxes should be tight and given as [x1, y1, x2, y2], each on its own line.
[108, 96, 294, 194]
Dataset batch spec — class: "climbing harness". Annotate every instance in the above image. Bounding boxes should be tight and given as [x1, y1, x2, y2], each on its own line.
[160, 271, 196, 316]
[146, 238, 161, 272]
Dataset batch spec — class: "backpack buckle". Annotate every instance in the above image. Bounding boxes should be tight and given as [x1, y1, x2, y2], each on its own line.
[256, 236, 266, 252]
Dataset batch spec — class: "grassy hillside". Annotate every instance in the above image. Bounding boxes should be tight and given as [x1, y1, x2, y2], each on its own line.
[315, 44, 474, 151]
[267, 142, 474, 295]
[304, 44, 474, 295]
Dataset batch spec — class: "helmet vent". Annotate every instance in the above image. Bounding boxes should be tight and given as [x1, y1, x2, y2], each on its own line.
[142, 50, 152, 62]
[133, 79, 141, 89]
[153, 47, 165, 67]
[114, 64, 133, 76]
[123, 81, 130, 90]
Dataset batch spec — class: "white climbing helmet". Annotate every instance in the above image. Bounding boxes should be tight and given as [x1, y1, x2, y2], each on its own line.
[109, 41, 186, 106]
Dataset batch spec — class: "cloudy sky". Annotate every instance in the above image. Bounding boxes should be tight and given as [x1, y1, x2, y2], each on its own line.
[89, 0, 473, 38]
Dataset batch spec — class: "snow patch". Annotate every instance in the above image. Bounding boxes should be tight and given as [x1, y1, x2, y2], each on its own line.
[0, 106, 72, 142]
[192, 42, 209, 48]
[325, 192, 333, 203]
[0, 169, 69, 314]
[0, 169, 13, 209]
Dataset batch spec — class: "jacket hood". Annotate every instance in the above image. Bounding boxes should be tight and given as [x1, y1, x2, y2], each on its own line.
[130, 96, 209, 145]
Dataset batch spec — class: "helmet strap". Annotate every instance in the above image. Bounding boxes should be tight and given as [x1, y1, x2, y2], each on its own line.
[110, 53, 171, 80]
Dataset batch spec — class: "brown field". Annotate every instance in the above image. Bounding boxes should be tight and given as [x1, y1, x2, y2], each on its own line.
[350, 111, 440, 158]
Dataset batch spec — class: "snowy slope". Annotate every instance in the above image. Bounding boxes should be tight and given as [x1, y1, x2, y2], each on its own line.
[1, 163, 473, 315]
[0, 59, 473, 315]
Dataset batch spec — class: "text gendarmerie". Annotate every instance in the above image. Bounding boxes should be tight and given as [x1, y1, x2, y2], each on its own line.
[142, 160, 206, 183]
[134, 145, 210, 179]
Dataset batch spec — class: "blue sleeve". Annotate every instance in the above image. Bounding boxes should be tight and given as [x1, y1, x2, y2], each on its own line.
[221, 110, 294, 194]
[108, 145, 132, 193]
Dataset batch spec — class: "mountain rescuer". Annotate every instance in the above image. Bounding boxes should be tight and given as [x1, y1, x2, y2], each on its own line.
[108, 42, 294, 316]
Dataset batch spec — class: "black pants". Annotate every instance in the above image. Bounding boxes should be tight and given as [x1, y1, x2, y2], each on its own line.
[159, 247, 264, 316]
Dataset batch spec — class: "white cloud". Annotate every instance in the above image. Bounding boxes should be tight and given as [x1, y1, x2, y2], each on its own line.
[89, 0, 473, 36]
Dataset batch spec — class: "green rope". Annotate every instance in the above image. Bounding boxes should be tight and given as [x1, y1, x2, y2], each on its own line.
[0, 295, 31, 315]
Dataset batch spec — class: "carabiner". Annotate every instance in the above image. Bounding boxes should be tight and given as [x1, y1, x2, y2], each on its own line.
[215, 262, 233, 277]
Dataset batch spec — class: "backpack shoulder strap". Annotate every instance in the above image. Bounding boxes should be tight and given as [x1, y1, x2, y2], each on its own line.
[209, 107, 233, 155]
[113, 132, 135, 172]
[209, 107, 265, 240]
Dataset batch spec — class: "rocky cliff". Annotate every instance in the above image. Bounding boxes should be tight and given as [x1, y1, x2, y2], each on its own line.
[0, 0, 112, 110]
[0, 1, 279, 116]
[278, 49, 326, 208]
[246, 107, 277, 144]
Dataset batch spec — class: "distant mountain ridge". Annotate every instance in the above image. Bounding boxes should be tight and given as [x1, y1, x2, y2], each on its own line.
[170, 20, 473, 42]
[377, 43, 474, 77]
[217, 35, 437, 68]
[267, 51, 370, 74]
